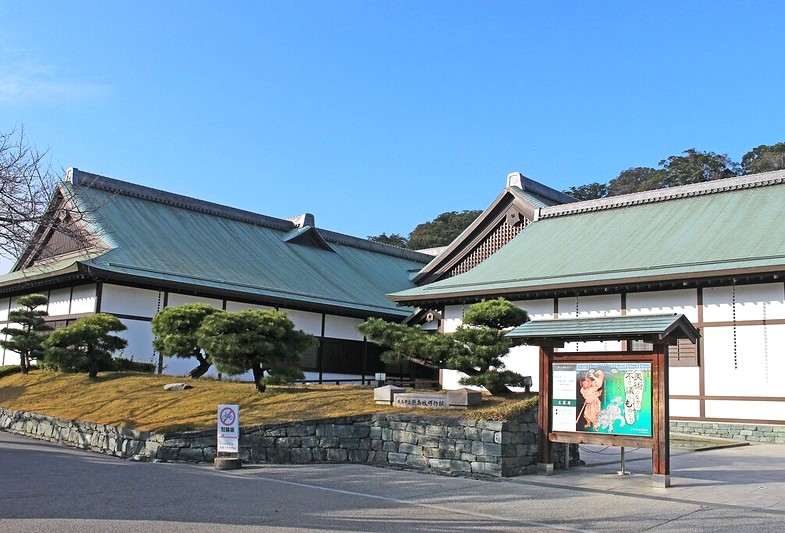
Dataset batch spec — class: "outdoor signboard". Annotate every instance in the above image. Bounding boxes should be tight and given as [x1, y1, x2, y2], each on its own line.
[552, 362, 652, 437]
[217, 404, 240, 454]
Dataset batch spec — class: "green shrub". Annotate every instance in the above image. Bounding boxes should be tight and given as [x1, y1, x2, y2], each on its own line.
[108, 357, 156, 373]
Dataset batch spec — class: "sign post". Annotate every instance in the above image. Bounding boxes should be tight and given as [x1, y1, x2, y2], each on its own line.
[214, 404, 242, 470]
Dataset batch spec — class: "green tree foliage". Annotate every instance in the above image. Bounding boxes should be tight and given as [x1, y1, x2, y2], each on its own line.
[368, 210, 482, 250]
[0, 293, 49, 374]
[564, 182, 608, 201]
[367, 233, 408, 248]
[152, 303, 218, 378]
[358, 298, 529, 394]
[655, 149, 740, 188]
[742, 142, 785, 175]
[607, 167, 660, 196]
[44, 313, 128, 378]
[408, 210, 482, 249]
[198, 309, 313, 392]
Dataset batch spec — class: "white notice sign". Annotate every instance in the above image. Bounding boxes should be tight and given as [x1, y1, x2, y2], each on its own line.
[552, 365, 577, 432]
[217, 404, 239, 454]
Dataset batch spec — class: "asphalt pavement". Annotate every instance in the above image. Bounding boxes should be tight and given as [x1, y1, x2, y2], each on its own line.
[1, 430, 784, 532]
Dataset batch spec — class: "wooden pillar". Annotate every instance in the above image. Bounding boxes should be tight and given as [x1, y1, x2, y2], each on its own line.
[537, 346, 554, 473]
[652, 343, 670, 487]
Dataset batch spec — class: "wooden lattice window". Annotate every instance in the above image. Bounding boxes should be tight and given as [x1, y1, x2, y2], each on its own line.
[447, 217, 529, 277]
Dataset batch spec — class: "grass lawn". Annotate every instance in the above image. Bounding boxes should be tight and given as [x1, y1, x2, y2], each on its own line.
[0, 368, 537, 433]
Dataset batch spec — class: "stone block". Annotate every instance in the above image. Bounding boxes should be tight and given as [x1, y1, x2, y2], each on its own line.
[446, 388, 482, 408]
[388, 452, 408, 465]
[374, 385, 405, 404]
[398, 443, 421, 455]
[178, 447, 205, 462]
[287, 425, 312, 437]
[327, 448, 348, 462]
[347, 449, 368, 463]
[369, 427, 382, 440]
[290, 448, 312, 463]
[266, 448, 291, 462]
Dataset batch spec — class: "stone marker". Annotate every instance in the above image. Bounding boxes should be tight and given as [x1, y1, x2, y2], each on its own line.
[393, 393, 448, 409]
[163, 383, 193, 391]
[213, 457, 242, 470]
[446, 388, 482, 408]
[374, 385, 405, 405]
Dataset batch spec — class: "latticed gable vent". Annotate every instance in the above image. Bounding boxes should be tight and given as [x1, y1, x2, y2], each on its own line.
[447, 216, 529, 278]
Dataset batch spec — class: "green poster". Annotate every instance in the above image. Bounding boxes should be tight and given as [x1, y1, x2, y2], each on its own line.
[552, 362, 652, 437]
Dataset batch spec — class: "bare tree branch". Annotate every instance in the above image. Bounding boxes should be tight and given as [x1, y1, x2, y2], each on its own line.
[0, 126, 96, 267]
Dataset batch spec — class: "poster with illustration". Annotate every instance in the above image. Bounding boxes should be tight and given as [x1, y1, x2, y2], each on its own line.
[551, 362, 652, 437]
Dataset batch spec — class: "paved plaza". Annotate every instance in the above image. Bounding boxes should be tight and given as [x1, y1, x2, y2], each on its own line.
[1, 430, 784, 531]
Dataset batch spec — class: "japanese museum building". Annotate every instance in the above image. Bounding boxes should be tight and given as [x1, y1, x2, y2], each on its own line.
[3, 166, 785, 430]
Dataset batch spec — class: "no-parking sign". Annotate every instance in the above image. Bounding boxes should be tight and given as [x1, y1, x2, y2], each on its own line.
[217, 404, 239, 454]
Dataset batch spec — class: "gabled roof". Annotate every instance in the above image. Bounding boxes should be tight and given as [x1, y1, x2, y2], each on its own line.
[1, 168, 432, 319]
[507, 314, 700, 347]
[412, 172, 575, 285]
[391, 170, 785, 305]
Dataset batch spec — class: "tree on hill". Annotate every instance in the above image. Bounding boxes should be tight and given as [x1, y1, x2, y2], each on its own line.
[368, 210, 482, 250]
[654, 149, 740, 188]
[44, 313, 128, 378]
[0, 293, 49, 374]
[152, 303, 219, 378]
[367, 233, 408, 248]
[408, 210, 482, 249]
[607, 167, 660, 196]
[198, 309, 314, 392]
[742, 142, 785, 175]
[564, 182, 608, 201]
[359, 298, 530, 394]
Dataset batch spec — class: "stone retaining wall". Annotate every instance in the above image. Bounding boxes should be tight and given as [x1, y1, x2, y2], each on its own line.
[670, 420, 785, 443]
[0, 407, 576, 477]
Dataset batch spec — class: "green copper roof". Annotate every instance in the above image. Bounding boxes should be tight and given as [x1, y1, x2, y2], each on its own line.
[0, 170, 431, 318]
[507, 314, 699, 346]
[393, 173, 785, 304]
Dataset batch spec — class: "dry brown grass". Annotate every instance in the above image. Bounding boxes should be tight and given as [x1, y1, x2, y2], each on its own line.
[0, 369, 537, 432]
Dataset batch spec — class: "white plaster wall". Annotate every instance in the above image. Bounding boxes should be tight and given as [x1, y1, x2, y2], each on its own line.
[47, 288, 72, 316]
[705, 399, 785, 421]
[166, 294, 223, 309]
[557, 294, 621, 318]
[324, 315, 364, 341]
[283, 309, 323, 336]
[670, 399, 701, 418]
[669, 366, 700, 395]
[70, 284, 97, 314]
[101, 285, 161, 317]
[626, 289, 699, 323]
[502, 344, 540, 391]
[443, 304, 466, 333]
[703, 283, 785, 323]
[1, 344, 20, 366]
[0, 297, 9, 321]
[225, 301, 273, 312]
[116, 318, 157, 365]
[515, 299, 554, 321]
[703, 324, 785, 398]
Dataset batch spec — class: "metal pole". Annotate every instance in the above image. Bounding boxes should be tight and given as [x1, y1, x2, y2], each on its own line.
[617, 446, 630, 475]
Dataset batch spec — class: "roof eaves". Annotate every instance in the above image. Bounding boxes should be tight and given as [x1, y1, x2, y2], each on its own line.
[540, 170, 785, 219]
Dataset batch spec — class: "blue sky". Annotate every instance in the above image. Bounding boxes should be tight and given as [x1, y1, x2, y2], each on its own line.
[2, 1, 784, 263]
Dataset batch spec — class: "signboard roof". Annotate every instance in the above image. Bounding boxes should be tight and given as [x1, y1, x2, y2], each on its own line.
[507, 313, 699, 346]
